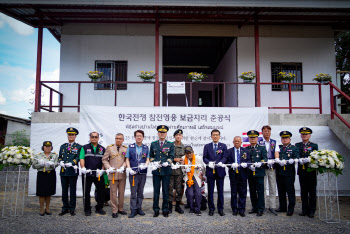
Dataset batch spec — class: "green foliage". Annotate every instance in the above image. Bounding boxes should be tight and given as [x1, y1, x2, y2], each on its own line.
[7, 130, 30, 147]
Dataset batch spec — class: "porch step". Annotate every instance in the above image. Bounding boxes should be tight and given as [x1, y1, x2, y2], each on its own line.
[328, 114, 350, 150]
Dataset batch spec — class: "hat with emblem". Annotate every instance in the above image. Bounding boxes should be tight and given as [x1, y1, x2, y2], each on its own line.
[280, 131, 292, 138]
[173, 129, 183, 137]
[247, 130, 259, 137]
[299, 127, 312, 134]
[157, 125, 169, 133]
[184, 146, 193, 153]
[42, 141, 53, 151]
[66, 127, 79, 135]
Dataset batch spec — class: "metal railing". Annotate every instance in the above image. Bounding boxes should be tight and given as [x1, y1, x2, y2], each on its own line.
[39, 80, 350, 128]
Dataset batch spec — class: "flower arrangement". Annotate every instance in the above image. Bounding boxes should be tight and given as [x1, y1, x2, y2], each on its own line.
[87, 71, 103, 81]
[308, 149, 345, 176]
[277, 72, 295, 83]
[313, 73, 332, 83]
[187, 72, 207, 82]
[0, 146, 34, 169]
[239, 71, 256, 83]
[138, 71, 156, 82]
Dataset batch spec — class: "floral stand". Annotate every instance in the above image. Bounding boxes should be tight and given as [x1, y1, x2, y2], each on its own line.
[1, 166, 29, 218]
[317, 172, 340, 223]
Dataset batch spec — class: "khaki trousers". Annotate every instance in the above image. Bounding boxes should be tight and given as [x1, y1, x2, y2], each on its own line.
[110, 179, 126, 213]
[264, 168, 277, 209]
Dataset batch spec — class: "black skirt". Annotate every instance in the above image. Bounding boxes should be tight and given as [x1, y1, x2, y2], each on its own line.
[36, 171, 56, 196]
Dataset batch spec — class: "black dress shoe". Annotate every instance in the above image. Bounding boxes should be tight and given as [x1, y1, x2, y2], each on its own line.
[239, 212, 245, 217]
[137, 208, 145, 216]
[45, 209, 52, 215]
[269, 208, 278, 216]
[118, 210, 127, 215]
[308, 213, 315, 218]
[175, 202, 184, 214]
[249, 209, 257, 214]
[85, 210, 91, 216]
[196, 211, 202, 216]
[299, 212, 307, 216]
[169, 202, 173, 214]
[257, 211, 263, 216]
[128, 210, 137, 218]
[232, 210, 238, 216]
[163, 211, 169, 217]
[59, 210, 69, 216]
[153, 211, 159, 217]
[209, 210, 214, 216]
[39, 212, 45, 216]
[287, 211, 293, 216]
[70, 211, 76, 216]
[112, 213, 118, 218]
[95, 209, 106, 215]
[218, 211, 225, 216]
[275, 208, 287, 212]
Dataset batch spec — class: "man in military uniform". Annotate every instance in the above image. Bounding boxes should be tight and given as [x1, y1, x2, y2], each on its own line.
[168, 129, 185, 214]
[150, 125, 174, 217]
[80, 132, 106, 216]
[246, 130, 267, 217]
[296, 127, 318, 218]
[275, 131, 299, 216]
[102, 133, 128, 218]
[58, 127, 82, 216]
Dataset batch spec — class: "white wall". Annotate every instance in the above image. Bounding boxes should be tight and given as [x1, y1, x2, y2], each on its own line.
[237, 37, 336, 113]
[60, 34, 162, 110]
[4, 121, 31, 145]
[214, 39, 237, 107]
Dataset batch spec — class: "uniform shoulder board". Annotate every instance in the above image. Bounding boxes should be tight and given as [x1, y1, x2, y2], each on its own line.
[152, 140, 158, 143]
[108, 144, 114, 147]
[37, 152, 41, 155]
[123, 145, 127, 148]
[279, 145, 283, 148]
[53, 152, 58, 155]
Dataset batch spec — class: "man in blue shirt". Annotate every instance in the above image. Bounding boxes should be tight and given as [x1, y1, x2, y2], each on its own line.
[125, 130, 150, 218]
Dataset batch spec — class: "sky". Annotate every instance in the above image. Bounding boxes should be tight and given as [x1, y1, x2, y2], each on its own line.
[0, 13, 60, 119]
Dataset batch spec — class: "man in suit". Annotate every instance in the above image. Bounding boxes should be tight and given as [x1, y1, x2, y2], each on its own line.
[275, 131, 299, 216]
[227, 136, 251, 217]
[102, 133, 128, 218]
[58, 127, 82, 216]
[246, 130, 267, 217]
[296, 127, 318, 218]
[149, 125, 174, 217]
[203, 129, 228, 216]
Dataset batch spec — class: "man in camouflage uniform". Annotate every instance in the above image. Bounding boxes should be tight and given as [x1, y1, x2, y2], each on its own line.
[168, 129, 185, 214]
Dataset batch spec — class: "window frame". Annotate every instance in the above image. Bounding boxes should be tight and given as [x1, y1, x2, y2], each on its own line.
[271, 62, 303, 92]
[94, 60, 128, 90]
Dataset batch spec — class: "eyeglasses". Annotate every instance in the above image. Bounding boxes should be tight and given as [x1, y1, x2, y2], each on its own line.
[90, 136, 99, 138]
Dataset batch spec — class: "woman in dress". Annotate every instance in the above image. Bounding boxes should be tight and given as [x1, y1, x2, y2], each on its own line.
[32, 141, 58, 216]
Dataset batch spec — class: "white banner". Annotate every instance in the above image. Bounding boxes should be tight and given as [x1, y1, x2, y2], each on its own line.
[167, 82, 186, 94]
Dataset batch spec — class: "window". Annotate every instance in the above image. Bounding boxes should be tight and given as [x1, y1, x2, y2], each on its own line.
[95, 61, 127, 90]
[271, 62, 303, 91]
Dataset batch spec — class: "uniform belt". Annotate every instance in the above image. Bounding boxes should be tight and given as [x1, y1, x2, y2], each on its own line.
[39, 170, 53, 173]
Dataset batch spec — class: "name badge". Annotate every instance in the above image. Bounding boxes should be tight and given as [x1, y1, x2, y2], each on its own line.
[87, 149, 92, 153]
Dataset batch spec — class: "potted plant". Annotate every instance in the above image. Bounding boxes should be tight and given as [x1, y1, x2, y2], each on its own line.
[239, 71, 256, 83]
[313, 73, 332, 84]
[277, 71, 295, 83]
[138, 71, 156, 82]
[187, 72, 207, 82]
[87, 71, 103, 82]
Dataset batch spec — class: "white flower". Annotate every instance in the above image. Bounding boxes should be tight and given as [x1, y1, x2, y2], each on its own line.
[3, 160, 6, 164]
[13, 158, 20, 164]
[321, 155, 327, 160]
[7, 157, 13, 163]
[310, 163, 319, 168]
[9, 150, 16, 156]
[15, 154, 22, 159]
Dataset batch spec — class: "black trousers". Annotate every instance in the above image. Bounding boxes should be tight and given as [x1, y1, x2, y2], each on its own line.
[60, 175, 78, 212]
[299, 171, 317, 214]
[229, 170, 247, 212]
[82, 175, 105, 211]
[153, 175, 170, 212]
[248, 176, 264, 212]
[276, 175, 296, 212]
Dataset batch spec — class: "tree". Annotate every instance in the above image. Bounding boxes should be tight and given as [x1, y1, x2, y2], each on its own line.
[335, 31, 350, 113]
[7, 129, 30, 147]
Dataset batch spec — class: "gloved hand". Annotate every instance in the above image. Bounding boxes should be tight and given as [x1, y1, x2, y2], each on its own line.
[46, 161, 55, 167]
[73, 165, 78, 172]
[96, 169, 104, 177]
[288, 159, 295, 164]
[280, 159, 287, 166]
[151, 164, 158, 171]
[107, 167, 115, 174]
[86, 169, 92, 174]
[298, 158, 304, 164]
[59, 161, 65, 167]
[241, 163, 247, 168]
[81, 167, 87, 174]
[129, 169, 136, 175]
[139, 164, 147, 170]
[231, 163, 239, 169]
[185, 166, 191, 173]
[38, 159, 45, 166]
[208, 162, 215, 169]
[217, 162, 224, 167]
[304, 157, 311, 163]
[249, 165, 256, 171]
[294, 158, 299, 164]
[254, 162, 262, 168]
[162, 162, 169, 167]
[65, 162, 72, 167]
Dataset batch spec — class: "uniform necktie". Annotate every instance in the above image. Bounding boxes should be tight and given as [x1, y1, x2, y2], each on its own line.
[69, 143, 72, 147]
[214, 144, 217, 154]
[117, 146, 120, 152]
[160, 142, 163, 148]
[237, 149, 240, 164]
[283, 146, 286, 151]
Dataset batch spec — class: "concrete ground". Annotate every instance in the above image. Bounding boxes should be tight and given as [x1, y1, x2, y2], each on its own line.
[0, 196, 350, 233]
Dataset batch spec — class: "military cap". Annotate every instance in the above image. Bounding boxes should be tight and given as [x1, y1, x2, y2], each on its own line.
[247, 130, 259, 137]
[66, 127, 79, 135]
[184, 146, 193, 153]
[157, 125, 169, 133]
[299, 127, 312, 134]
[43, 141, 52, 147]
[280, 131, 292, 138]
[173, 129, 183, 137]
